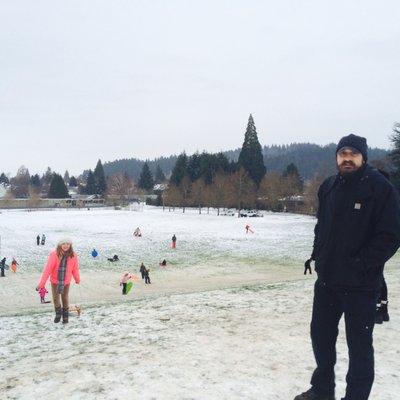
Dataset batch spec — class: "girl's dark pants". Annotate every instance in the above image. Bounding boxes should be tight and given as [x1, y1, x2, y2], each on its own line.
[122, 282, 127, 294]
[51, 284, 70, 310]
[145, 276, 151, 284]
[310, 280, 377, 400]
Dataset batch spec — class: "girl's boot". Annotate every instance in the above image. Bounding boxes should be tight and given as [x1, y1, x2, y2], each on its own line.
[54, 307, 62, 323]
[62, 307, 69, 324]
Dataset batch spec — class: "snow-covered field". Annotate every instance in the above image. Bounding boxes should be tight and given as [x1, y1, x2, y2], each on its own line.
[0, 207, 399, 399]
[0, 206, 317, 273]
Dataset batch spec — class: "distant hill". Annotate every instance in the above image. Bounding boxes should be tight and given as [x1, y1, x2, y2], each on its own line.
[99, 143, 389, 181]
[102, 156, 178, 181]
[228, 143, 389, 179]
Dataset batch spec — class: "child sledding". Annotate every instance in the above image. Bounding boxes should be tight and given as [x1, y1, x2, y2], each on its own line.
[120, 272, 139, 295]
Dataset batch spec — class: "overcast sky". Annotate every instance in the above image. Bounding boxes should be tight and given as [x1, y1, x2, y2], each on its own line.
[1, 1, 399, 176]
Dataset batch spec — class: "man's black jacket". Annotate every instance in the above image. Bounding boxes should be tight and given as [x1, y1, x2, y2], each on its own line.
[312, 164, 400, 291]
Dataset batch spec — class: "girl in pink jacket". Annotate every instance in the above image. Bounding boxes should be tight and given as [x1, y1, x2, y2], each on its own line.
[37, 238, 80, 324]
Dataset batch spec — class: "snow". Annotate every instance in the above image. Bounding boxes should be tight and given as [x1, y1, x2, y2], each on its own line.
[0, 207, 399, 399]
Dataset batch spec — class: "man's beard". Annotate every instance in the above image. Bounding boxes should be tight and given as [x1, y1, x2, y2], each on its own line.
[337, 161, 361, 176]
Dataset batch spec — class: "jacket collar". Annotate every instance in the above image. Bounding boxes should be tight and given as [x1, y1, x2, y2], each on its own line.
[323, 164, 371, 198]
[338, 163, 367, 184]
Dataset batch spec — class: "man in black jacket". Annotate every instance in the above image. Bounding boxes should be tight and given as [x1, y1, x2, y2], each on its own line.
[295, 134, 400, 400]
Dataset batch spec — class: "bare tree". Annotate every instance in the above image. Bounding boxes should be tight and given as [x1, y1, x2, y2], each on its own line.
[281, 173, 305, 198]
[179, 175, 192, 213]
[227, 167, 256, 217]
[27, 189, 42, 209]
[303, 173, 325, 215]
[106, 172, 135, 204]
[258, 172, 284, 211]
[202, 183, 214, 214]
[190, 178, 206, 214]
[210, 171, 230, 215]
[10, 166, 31, 198]
[164, 184, 180, 211]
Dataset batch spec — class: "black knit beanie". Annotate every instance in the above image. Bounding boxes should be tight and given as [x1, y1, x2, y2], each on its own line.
[336, 134, 368, 161]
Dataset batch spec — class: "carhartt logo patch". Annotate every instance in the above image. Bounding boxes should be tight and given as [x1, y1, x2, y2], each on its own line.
[354, 203, 361, 210]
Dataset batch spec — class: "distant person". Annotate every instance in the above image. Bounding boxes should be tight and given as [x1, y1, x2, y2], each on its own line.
[140, 262, 146, 279]
[10, 258, 19, 273]
[37, 287, 50, 303]
[107, 254, 119, 262]
[120, 272, 132, 295]
[0, 257, 6, 277]
[133, 227, 142, 237]
[36, 235, 41, 246]
[171, 234, 177, 249]
[245, 225, 254, 234]
[159, 259, 167, 267]
[143, 267, 151, 284]
[37, 238, 80, 324]
[91, 248, 98, 258]
[41, 234, 46, 246]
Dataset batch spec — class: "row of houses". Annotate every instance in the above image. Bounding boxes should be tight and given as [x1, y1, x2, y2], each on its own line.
[0, 184, 105, 209]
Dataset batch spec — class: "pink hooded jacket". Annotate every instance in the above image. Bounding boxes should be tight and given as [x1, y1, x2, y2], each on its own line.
[120, 272, 132, 284]
[38, 250, 80, 288]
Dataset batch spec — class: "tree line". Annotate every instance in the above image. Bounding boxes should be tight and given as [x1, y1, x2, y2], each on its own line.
[162, 115, 303, 214]
[2, 117, 400, 214]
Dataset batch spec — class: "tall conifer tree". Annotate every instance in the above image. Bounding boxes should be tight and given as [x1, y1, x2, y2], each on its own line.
[155, 164, 166, 183]
[86, 170, 96, 195]
[93, 159, 107, 195]
[238, 114, 266, 187]
[138, 162, 154, 191]
[170, 153, 188, 186]
[48, 173, 70, 198]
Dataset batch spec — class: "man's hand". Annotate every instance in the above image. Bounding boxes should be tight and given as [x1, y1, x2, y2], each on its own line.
[304, 259, 312, 275]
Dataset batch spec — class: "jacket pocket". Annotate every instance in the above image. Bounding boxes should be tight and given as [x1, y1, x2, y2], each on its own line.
[344, 256, 367, 287]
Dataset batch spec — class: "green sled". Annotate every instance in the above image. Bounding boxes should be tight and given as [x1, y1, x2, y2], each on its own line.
[126, 281, 133, 294]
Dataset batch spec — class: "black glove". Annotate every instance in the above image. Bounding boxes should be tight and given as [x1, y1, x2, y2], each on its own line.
[304, 258, 312, 275]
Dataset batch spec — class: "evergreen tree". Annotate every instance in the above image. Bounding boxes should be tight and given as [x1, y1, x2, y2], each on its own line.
[42, 167, 53, 185]
[238, 114, 266, 187]
[48, 173, 70, 198]
[200, 152, 230, 184]
[155, 164, 166, 183]
[93, 159, 107, 195]
[138, 162, 154, 191]
[283, 163, 303, 194]
[390, 122, 400, 190]
[187, 153, 202, 182]
[69, 176, 78, 187]
[30, 174, 41, 187]
[85, 170, 96, 195]
[63, 170, 70, 184]
[170, 152, 188, 186]
[0, 173, 10, 185]
[215, 152, 231, 173]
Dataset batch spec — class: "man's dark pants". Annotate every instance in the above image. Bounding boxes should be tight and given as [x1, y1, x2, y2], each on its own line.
[310, 280, 377, 400]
